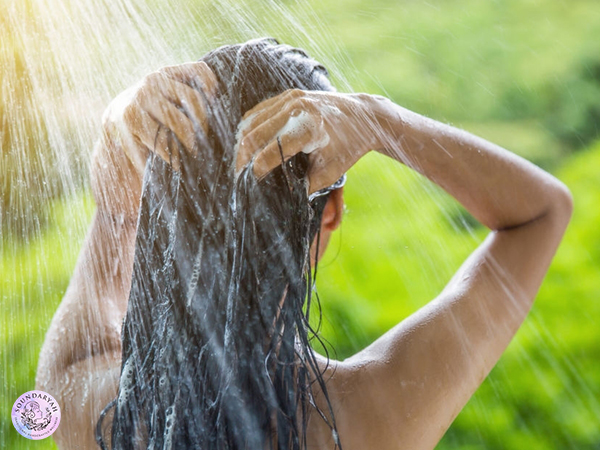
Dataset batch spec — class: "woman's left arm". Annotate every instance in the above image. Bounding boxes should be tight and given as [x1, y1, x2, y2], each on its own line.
[332, 97, 573, 450]
[236, 90, 573, 450]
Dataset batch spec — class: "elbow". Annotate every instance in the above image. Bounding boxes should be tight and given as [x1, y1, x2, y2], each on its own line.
[501, 180, 573, 234]
[548, 180, 574, 229]
[497, 181, 573, 233]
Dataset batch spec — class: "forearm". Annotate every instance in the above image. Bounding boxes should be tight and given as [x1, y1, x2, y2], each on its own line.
[369, 96, 572, 230]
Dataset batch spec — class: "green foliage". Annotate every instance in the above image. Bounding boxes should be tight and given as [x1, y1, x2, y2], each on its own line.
[545, 58, 600, 151]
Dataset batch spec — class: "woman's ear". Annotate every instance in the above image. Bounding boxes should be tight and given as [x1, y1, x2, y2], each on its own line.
[321, 187, 344, 232]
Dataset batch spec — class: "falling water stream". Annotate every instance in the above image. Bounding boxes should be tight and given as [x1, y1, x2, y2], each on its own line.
[2, 0, 600, 449]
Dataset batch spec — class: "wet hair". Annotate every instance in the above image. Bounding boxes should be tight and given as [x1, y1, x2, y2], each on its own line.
[96, 38, 344, 450]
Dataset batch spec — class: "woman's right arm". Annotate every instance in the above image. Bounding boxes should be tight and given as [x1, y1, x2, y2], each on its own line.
[36, 62, 218, 449]
[235, 90, 573, 450]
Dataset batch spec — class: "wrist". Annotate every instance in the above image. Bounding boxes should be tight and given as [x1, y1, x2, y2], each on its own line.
[360, 94, 406, 154]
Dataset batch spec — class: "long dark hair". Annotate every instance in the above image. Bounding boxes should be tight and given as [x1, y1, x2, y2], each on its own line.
[96, 38, 342, 450]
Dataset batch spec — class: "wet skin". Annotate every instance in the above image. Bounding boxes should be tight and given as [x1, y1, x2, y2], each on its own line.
[37, 62, 573, 450]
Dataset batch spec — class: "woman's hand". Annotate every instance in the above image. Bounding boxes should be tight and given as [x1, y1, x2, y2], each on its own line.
[92, 61, 218, 216]
[235, 89, 383, 194]
[102, 61, 218, 171]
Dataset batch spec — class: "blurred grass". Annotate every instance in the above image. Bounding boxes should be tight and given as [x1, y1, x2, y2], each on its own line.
[2, 0, 600, 448]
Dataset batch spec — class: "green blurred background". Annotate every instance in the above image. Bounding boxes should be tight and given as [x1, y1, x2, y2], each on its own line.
[1, 0, 599, 448]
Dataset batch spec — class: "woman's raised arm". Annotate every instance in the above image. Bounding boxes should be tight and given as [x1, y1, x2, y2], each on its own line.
[36, 62, 218, 449]
[235, 90, 573, 450]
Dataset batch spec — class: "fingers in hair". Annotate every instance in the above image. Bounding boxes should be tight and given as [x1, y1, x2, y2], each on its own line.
[158, 61, 219, 98]
[252, 128, 314, 180]
[123, 106, 175, 165]
[149, 76, 211, 136]
[236, 104, 311, 172]
[137, 86, 197, 153]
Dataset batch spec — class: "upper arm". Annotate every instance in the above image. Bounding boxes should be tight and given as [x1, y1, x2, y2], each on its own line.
[36, 213, 138, 449]
[323, 193, 572, 450]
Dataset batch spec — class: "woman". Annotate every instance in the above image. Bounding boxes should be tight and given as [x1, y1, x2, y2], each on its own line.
[36, 38, 572, 450]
